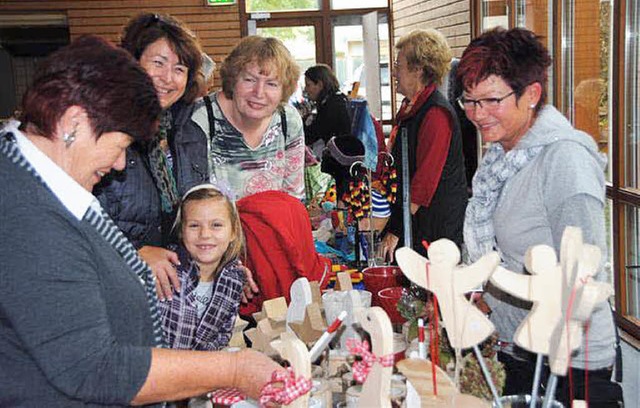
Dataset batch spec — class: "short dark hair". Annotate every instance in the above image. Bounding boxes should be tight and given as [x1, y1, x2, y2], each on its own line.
[121, 13, 203, 104]
[457, 27, 552, 112]
[19, 35, 161, 143]
[220, 36, 300, 104]
[304, 64, 340, 101]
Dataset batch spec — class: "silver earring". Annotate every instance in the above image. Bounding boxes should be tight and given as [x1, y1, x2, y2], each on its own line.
[63, 130, 76, 147]
[530, 104, 536, 109]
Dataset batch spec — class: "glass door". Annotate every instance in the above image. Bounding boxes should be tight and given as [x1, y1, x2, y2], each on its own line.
[255, 20, 322, 103]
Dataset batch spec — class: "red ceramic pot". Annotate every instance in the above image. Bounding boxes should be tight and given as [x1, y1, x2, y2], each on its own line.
[377, 286, 407, 324]
[362, 266, 401, 306]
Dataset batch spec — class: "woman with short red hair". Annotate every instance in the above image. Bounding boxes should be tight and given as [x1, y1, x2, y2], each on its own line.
[458, 27, 621, 407]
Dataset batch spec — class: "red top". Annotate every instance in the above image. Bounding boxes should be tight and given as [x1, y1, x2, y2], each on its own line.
[237, 190, 331, 315]
[389, 84, 452, 209]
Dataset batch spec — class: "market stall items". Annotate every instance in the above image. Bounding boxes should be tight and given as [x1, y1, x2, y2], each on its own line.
[349, 307, 395, 407]
[228, 315, 249, 348]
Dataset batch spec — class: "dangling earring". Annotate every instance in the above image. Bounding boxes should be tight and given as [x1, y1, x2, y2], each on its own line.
[63, 129, 76, 147]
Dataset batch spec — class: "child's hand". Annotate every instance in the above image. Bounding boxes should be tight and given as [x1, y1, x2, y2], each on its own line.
[239, 263, 260, 303]
[138, 246, 181, 301]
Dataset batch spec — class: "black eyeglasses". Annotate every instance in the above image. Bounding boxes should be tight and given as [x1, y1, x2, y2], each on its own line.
[457, 90, 516, 111]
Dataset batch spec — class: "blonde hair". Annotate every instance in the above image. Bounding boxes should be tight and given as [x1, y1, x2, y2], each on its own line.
[174, 185, 244, 272]
[395, 29, 452, 86]
[220, 35, 300, 104]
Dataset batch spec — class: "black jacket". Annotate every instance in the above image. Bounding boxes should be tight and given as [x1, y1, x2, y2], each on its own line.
[387, 90, 468, 255]
[304, 91, 352, 145]
[94, 101, 209, 248]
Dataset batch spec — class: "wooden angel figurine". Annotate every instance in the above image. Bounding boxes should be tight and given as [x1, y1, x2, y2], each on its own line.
[396, 240, 501, 349]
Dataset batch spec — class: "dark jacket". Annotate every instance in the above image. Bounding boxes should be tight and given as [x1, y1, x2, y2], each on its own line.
[94, 101, 209, 248]
[304, 91, 352, 145]
[387, 90, 468, 255]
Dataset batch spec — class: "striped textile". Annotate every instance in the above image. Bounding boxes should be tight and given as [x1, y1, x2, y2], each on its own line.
[83, 206, 164, 347]
[371, 189, 391, 218]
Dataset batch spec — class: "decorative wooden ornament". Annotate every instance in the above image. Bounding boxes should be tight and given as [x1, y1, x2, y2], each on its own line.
[547, 227, 612, 376]
[397, 358, 456, 397]
[355, 307, 394, 408]
[396, 240, 500, 349]
[271, 332, 312, 408]
[252, 296, 288, 333]
[228, 314, 249, 348]
[336, 271, 353, 291]
[490, 243, 565, 355]
[245, 318, 282, 356]
[309, 281, 323, 306]
[286, 277, 313, 333]
[397, 358, 489, 407]
[289, 303, 327, 344]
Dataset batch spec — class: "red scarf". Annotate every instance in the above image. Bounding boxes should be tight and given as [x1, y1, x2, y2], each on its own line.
[387, 84, 437, 150]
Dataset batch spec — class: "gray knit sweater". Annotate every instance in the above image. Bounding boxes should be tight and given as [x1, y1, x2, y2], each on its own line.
[0, 133, 155, 406]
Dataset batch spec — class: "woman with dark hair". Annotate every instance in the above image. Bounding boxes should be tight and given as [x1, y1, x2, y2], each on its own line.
[303, 63, 352, 152]
[94, 13, 211, 301]
[0, 35, 280, 407]
[458, 27, 621, 406]
[379, 29, 468, 261]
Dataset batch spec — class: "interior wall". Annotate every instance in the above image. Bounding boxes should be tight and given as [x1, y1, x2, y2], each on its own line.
[391, 0, 472, 58]
[0, 0, 244, 91]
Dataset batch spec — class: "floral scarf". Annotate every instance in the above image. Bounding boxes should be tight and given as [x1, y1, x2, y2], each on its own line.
[147, 110, 179, 213]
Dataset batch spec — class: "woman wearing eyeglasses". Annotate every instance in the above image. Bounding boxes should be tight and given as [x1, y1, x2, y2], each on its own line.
[379, 29, 468, 262]
[458, 27, 621, 406]
[94, 13, 211, 302]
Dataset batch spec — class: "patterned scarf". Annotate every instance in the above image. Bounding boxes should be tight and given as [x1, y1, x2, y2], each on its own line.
[463, 141, 543, 262]
[1, 135, 164, 347]
[148, 110, 179, 213]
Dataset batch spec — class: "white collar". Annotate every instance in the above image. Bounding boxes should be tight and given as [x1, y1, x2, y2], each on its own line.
[10, 123, 96, 220]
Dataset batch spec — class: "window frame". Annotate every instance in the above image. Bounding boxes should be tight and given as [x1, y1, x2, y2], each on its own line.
[238, 0, 394, 123]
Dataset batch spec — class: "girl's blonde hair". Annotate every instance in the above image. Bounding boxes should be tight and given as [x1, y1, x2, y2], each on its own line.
[173, 184, 244, 271]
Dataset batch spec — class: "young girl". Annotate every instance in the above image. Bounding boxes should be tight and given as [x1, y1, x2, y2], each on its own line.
[160, 184, 245, 351]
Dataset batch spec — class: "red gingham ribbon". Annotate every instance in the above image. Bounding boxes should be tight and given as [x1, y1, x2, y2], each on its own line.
[208, 388, 245, 405]
[346, 338, 395, 383]
[259, 367, 312, 407]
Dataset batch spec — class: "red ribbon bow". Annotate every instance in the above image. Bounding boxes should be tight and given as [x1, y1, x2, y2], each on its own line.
[259, 367, 312, 407]
[346, 338, 395, 383]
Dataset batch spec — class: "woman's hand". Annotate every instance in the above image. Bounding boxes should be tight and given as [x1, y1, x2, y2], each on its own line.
[234, 349, 285, 400]
[380, 233, 400, 263]
[138, 245, 180, 301]
[240, 263, 260, 304]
